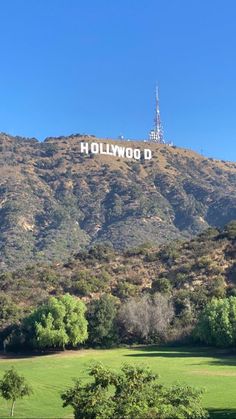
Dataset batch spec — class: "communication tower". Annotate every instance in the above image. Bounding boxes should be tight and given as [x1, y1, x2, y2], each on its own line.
[149, 86, 165, 144]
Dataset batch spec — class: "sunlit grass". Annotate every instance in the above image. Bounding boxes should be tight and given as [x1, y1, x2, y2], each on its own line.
[0, 346, 235, 418]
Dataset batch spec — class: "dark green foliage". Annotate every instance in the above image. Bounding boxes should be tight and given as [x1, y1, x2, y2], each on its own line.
[151, 278, 172, 293]
[144, 251, 160, 262]
[207, 276, 226, 298]
[124, 243, 153, 257]
[113, 281, 139, 299]
[158, 245, 180, 263]
[0, 294, 20, 329]
[43, 142, 58, 157]
[61, 363, 208, 419]
[87, 295, 118, 347]
[72, 270, 110, 296]
[227, 262, 236, 283]
[195, 256, 212, 270]
[0, 272, 14, 291]
[199, 227, 219, 240]
[174, 273, 189, 288]
[72, 278, 95, 296]
[0, 367, 32, 417]
[77, 244, 114, 263]
[223, 221, 236, 240]
[131, 162, 141, 174]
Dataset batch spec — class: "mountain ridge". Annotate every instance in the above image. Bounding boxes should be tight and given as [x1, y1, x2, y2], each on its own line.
[0, 132, 236, 270]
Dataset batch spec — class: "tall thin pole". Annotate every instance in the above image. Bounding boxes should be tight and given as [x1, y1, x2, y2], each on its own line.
[149, 85, 165, 144]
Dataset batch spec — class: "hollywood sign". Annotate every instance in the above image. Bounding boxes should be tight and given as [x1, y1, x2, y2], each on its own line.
[80, 142, 152, 160]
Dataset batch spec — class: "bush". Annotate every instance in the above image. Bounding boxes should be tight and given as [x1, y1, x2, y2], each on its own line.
[208, 276, 226, 298]
[88, 244, 114, 262]
[152, 278, 172, 293]
[158, 246, 180, 263]
[61, 363, 208, 419]
[195, 256, 212, 270]
[125, 243, 152, 257]
[113, 281, 139, 299]
[72, 270, 110, 296]
[224, 221, 236, 240]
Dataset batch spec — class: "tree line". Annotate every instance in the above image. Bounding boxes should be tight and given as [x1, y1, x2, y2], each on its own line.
[3, 293, 174, 351]
[2, 292, 236, 351]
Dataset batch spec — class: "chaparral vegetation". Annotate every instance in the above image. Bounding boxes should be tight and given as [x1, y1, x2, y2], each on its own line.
[0, 222, 234, 417]
[1, 136, 236, 417]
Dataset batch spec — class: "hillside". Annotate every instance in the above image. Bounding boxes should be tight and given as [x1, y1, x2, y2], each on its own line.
[1, 132, 236, 270]
[1, 222, 236, 333]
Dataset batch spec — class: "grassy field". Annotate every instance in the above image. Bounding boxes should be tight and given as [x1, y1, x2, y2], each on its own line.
[0, 346, 235, 418]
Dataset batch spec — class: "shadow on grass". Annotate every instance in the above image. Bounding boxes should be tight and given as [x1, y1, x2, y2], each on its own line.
[207, 357, 236, 367]
[125, 345, 236, 362]
[0, 350, 63, 360]
[209, 408, 236, 419]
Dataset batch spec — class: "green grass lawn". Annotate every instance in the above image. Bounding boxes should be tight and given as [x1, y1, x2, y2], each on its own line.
[0, 346, 235, 418]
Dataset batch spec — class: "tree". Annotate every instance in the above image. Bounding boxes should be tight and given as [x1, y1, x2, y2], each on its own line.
[195, 297, 236, 347]
[87, 294, 118, 347]
[0, 367, 32, 417]
[25, 294, 88, 350]
[61, 363, 208, 419]
[118, 293, 174, 343]
[0, 294, 20, 330]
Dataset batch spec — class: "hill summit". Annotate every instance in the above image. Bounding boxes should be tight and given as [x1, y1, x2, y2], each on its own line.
[0, 132, 236, 270]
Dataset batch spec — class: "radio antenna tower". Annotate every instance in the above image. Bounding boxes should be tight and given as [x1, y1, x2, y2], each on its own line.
[149, 85, 165, 144]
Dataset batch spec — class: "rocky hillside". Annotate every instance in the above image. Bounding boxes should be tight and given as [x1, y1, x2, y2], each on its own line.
[1, 222, 236, 316]
[0, 132, 236, 270]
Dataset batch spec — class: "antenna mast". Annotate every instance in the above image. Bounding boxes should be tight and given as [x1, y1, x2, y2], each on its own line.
[149, 85, 165, 144]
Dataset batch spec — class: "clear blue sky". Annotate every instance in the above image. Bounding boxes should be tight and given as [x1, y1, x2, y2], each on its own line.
[0, 0, 236, 161]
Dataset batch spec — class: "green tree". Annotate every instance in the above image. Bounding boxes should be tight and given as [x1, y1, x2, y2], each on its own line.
[61, 363, 208, 419]
[195, 297, 236, 347]
[26, 294, 88, 349]
[0, 367, 32, 417]
[87, 295, 118, 347]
